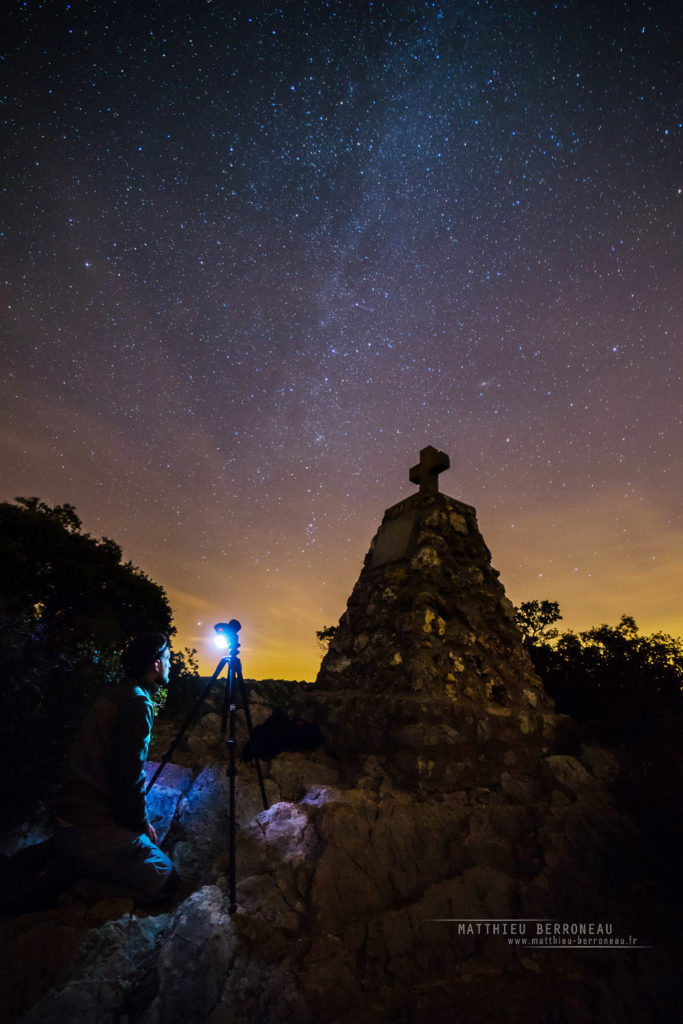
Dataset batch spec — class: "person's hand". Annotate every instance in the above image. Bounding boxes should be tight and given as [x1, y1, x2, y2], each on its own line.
[145, 821, 159, 845]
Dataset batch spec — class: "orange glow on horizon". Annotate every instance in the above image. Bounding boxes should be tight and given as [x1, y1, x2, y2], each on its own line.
[168, 486, 683, 682]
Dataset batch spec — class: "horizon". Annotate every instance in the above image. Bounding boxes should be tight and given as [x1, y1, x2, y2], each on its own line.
[4, 484, 678, 683]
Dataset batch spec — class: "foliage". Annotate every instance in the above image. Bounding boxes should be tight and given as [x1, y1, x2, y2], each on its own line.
[516, 601, 683, 852]
[0, 497, 173, 647]
[160, 646, 203, 718]
[0, 497, 175, 823]
[515, 604, 683, 743]
[514, 599, 562, 643]
[316, 624, 338, 652]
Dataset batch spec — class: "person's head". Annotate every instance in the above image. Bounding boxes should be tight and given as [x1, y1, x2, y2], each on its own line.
[121, 633, 170, 690]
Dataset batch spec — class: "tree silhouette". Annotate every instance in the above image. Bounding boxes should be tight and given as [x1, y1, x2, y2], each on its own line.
[515, 606, 682, 742]
[515, 601, 683, 853]
[0, 497, 174, 822]
[514, 599, 562, 644]
[316, 624, 338, 653]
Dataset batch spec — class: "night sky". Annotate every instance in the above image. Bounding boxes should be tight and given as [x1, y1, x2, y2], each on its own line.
[2, 1, 681, 680]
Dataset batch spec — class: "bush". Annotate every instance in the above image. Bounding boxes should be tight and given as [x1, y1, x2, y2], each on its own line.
[0, 497, 174, 823]
[515, 600, 683, 854]
[515, 607, 683, 744]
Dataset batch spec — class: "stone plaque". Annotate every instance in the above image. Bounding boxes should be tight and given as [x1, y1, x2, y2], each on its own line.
[370, 511, 418, 569]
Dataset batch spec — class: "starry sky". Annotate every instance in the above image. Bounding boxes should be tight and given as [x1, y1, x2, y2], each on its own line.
[2, 1, 681, 680]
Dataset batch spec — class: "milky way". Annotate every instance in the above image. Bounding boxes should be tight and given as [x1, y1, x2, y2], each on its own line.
[2, 1, 681, 678]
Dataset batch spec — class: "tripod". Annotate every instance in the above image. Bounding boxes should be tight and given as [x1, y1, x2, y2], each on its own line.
[147, 620, 268, 913]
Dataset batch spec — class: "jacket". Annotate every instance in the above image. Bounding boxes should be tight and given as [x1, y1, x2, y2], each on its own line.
[55, 682, 155, 832]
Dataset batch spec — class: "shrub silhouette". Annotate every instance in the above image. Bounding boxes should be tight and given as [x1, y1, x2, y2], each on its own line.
[0, 497, 174, 823]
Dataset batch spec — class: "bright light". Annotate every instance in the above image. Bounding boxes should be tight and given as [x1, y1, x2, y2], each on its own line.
[213, 619, 241, 651]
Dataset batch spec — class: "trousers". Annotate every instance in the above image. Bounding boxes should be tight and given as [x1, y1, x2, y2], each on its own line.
[54, 822, 174, 898]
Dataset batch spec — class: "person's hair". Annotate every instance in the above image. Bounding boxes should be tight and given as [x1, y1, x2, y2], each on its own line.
[121, 633, 169, 679]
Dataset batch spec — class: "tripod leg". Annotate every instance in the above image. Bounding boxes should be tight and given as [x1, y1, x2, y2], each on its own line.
[220, 650, 268, 914]
[224, 666, 238, 914]
[146, 656, 228, 793]
[237, 672, 269, 811]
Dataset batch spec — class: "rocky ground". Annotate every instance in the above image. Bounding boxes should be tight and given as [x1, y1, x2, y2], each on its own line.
[0, 692, 678, 1024]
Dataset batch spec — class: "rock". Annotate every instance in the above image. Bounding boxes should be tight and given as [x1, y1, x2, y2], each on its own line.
[147, 887, 235, 1024]
[0, 903, 89, 1021]
[265, 751, 340, 803]
[144, 762, 196, 841]
[20, 911, 170, 1024]
[144, 762, 194, 794]
[171, 762, 276, 887]
[84, 898, 134, 926]
[580, 744, 620, 783]
[183, 735, 209, 758]
[541, 754, 593, 797]
[196, 712, 223, 738]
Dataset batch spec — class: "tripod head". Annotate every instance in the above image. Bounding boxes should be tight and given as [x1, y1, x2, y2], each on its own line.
[214, 620, 241, 658]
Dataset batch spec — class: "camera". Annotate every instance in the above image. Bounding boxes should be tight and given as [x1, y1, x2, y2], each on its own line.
[214, 620, 241, 650]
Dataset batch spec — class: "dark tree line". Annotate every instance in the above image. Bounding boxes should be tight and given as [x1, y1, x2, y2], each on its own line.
[515, 599, 683, 854]
[514, 600, 682, 743]
[0, 497, 180, 822]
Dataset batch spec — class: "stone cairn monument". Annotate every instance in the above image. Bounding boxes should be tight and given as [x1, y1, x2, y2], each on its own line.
[312, 445, 560, 789]
[10, 448, 673, 1024]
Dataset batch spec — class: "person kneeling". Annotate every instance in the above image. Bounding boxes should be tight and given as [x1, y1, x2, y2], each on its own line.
[54, 634, 179, 904]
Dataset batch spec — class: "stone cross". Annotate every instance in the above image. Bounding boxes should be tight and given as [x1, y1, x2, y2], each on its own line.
[409, 446, 450, 494]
